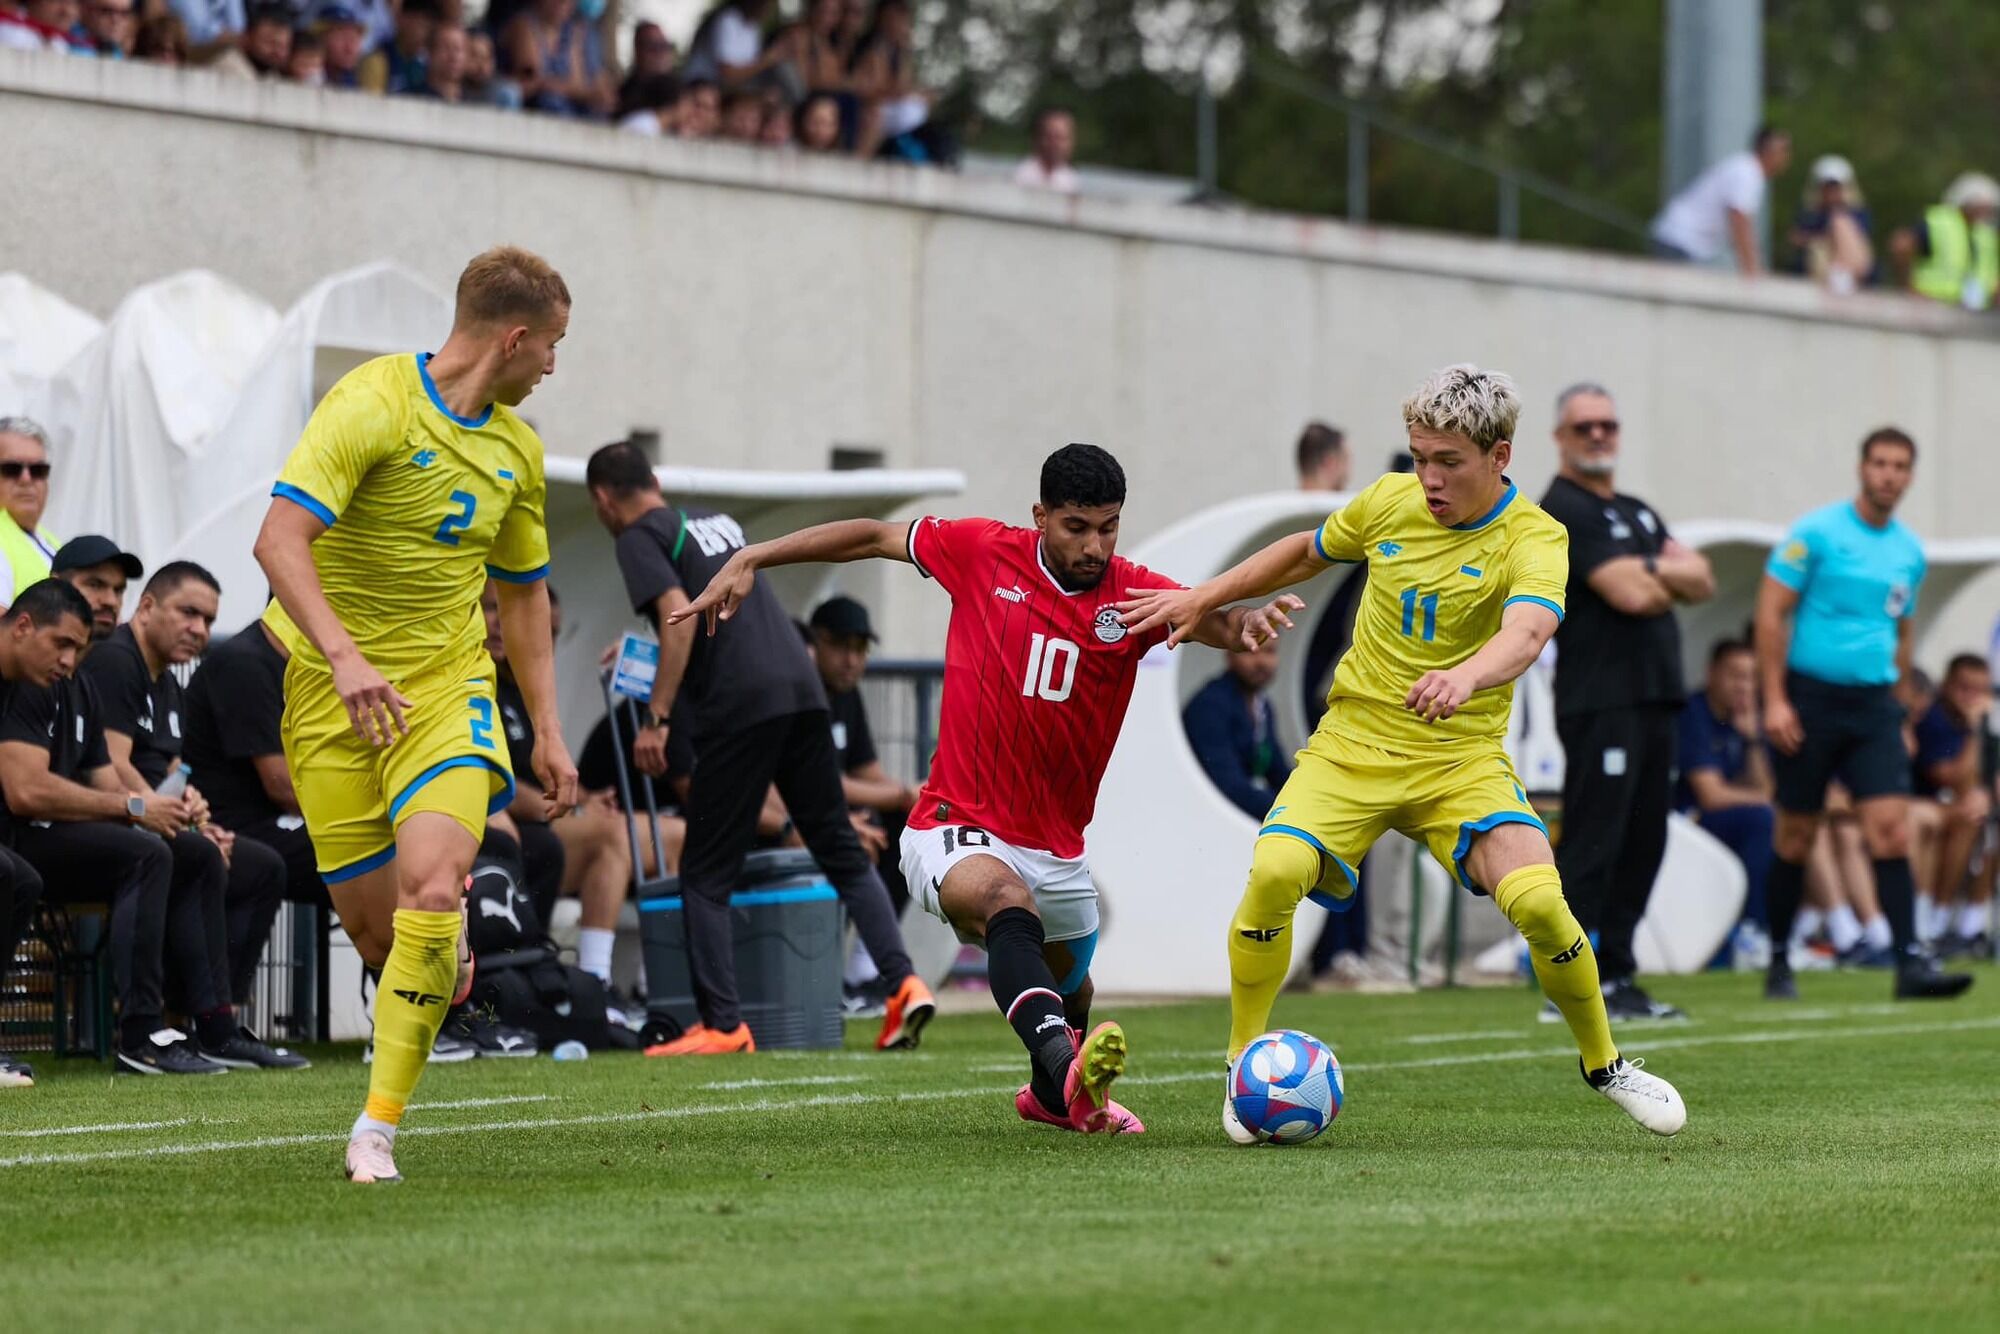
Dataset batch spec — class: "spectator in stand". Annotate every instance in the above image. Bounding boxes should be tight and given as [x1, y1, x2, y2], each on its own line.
[164, 0, 244, 62]
[1908, 654, 1994, 953]
[463, 28, 519, 109]
[312, 0, 388, 53]
[406, 20, 467, 102]
[375, 0, 434, 92]
[757, 92, 792, 146]
[852, 0, 950, 164]
[180, 611, 330, 925]
[682, 0, 774, 90]
[0, 577, 234, 1075]
[805, 596, 922, 1007]
[795, 91, 842, 153]
[317, 4, 371, 89]
[1649, 125, 1791, 274]
[0, 418, 59, 614]
[233, 2, 291, 77]
[78, 561, 300, 1064]
[765, 0, 861, 141]
[1015, 107, 1079, 194]
[615, 17, 674, 110]
[285, 26, 322, 82]
[1787, 154, 1874, 294]
[1183, 638, 1289, 823]
[616, 71, 678, 134]
[1677, 639, 1776, 958]
[1295, 421, 1349, 492]
[84, 0, 136, 56]
[0, 0, 92, 51]
[719, 87, 762, 141]
[1542, 381, 1715, 1022]
[504, 0, 613, 118]
[134, 10, 187, 61]
[1890, 172, 2000, 312]
[679, 77, 721, 137]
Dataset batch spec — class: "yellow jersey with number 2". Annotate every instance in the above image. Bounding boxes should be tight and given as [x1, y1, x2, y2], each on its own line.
[262, 353, 551, 682]
[1313, 472, 1568, 754]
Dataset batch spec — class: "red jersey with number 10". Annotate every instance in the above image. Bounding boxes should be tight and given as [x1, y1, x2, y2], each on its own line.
[905, 516, 1181, 859]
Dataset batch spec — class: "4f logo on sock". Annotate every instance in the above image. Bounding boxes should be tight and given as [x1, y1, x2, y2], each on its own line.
[1550, 937, 1586, 965]
[392, 988, 445, 1007]
[1238, 926, 1285, 942]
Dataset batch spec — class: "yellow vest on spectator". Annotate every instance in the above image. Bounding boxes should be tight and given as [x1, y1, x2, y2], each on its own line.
[0, 511, 60, 607]
[1911, 204, 1999, 308]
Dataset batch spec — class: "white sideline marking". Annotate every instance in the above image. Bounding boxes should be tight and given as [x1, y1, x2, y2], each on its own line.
[418, 1095, 557, 1111]
[0, 1118, 196, 1139]
[5, 1014, 1997, 1171]
[697, 1075, 865, 1091]
[1397, 1029, 1545, 1045]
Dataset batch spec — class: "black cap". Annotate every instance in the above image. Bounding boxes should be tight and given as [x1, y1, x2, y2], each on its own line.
[809, 595, 877, 643]
[51, 535, 143, 579]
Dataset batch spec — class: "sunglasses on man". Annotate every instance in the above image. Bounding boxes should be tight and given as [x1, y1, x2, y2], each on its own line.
[0, 462, 51, 480]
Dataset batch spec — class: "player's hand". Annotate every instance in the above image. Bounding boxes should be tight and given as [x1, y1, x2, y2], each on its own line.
[1765, 696, 1805, 755]
[634, 723, 670, 777]
[332, 652, 411, 747]
[668, 551, 758, 635]
[532, 734, 581, 818]
[850, 811, 888, 859]
[202, 823, 235, 867]
[1237, 595, 1306, 650]
[182, 783, 212, 829]
[1405, 666, 1477, 723]
[1114, 585, 1212, 649]
[137, 794, 192, 838]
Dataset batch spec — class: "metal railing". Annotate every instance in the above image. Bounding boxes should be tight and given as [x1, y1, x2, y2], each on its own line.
[857, 659, 946, 784]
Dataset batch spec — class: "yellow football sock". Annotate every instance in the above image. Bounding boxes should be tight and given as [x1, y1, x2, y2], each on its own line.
[363, 908, 461, 1127]
[1492, 864, 1617, 1072]
[1226, 835, 1322, 1059]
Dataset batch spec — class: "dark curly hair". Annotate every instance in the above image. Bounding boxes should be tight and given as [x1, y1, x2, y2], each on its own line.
[1039, 443, 1125, 511]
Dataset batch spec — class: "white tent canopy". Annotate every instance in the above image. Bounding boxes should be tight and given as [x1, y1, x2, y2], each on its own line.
[0, 272, 101, 417]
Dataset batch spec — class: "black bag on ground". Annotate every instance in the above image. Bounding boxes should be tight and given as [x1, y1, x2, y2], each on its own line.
[465, 859, 630, 1051]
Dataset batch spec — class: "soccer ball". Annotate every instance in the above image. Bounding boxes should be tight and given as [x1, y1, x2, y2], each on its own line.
[1228, 1029, 1343, 1144]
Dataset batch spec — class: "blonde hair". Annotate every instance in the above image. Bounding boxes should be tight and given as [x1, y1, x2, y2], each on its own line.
[1401, 363, 1520, 452]
[454, 245, 571, 327]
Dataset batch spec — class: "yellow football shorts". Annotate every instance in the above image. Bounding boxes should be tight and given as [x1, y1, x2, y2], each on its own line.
[1258, 725, 1546, 903]
[282, 647, 516, 882]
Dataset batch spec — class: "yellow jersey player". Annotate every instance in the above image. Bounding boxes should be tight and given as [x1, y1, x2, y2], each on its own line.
[1118, 364, 1686, 1140]
[253, 247, 580, 1184]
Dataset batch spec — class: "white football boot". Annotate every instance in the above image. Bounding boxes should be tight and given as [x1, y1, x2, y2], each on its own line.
[1585, 1056, 1686, 1136]
[344, 1130, 402, 1184]
[1221, 1063, 1258, 1145]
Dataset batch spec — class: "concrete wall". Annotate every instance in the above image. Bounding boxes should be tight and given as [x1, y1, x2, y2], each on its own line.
[12, 51, 2000, 660]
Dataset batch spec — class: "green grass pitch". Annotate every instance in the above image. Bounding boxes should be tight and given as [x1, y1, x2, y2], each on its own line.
[3, 967, 1997, 1333]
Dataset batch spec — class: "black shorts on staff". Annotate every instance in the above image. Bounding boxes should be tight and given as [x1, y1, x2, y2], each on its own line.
[1771, 672, 1910, 813]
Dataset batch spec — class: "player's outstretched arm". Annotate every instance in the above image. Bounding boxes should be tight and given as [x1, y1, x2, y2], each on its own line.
[669, 518, 912, 635]
[494, 579, 580, 815]
[1406, 601, 1559, 723]
[253, 498, 411, 748]
[1115, 531, 1325, 649]
[1178, 595, 1308, 653]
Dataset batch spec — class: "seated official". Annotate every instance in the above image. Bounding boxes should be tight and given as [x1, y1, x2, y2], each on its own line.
[1182, 638, 1292, 821]
[1677, 639, 1776, 932]
[0, 578, 236, 1075]
[1909, 654, 1996, 952]
[81, 563, 299, 1068]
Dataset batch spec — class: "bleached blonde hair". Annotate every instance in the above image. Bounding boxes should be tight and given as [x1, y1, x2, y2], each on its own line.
[1401, 363, 1521, 452]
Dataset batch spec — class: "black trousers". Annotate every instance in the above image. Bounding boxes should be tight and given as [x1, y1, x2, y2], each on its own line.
[1555, 704, 1678, 982]
[222, 834, 288, 1006]
[0, 845, 42, 992]
[234, 815, 332, 911]
[681, 710, 912, 1031]
[18, 822, 227, 1039]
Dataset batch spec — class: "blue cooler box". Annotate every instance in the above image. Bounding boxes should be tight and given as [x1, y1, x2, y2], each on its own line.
[638, 848, 845, 1050]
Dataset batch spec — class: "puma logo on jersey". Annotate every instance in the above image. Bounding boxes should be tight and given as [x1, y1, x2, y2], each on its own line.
[993, 584, 1027, 603]
[411, 449, 439, 468]
[1377, 541, 1403, 557]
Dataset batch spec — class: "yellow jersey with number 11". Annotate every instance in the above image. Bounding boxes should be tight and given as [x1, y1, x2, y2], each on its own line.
[1313, 472, 1568, 753]
[263, 353, 551, 683]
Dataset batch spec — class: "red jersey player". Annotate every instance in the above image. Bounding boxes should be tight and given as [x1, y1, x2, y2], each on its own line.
[673, 445, 1300, 1134]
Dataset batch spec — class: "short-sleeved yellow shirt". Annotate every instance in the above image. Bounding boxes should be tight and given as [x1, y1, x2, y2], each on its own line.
[1312, 472, 1568, 752]
[263, 353, 550, 684]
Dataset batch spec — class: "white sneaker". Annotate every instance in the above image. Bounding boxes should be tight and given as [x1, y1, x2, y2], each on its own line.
[344, 1130, 402, 1184]
[1221, 1063, 1258, 1145]
[1586, 1056, 1686, 1136]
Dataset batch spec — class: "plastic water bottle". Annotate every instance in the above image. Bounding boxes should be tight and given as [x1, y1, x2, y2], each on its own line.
[552, 1040, 589, 1062]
